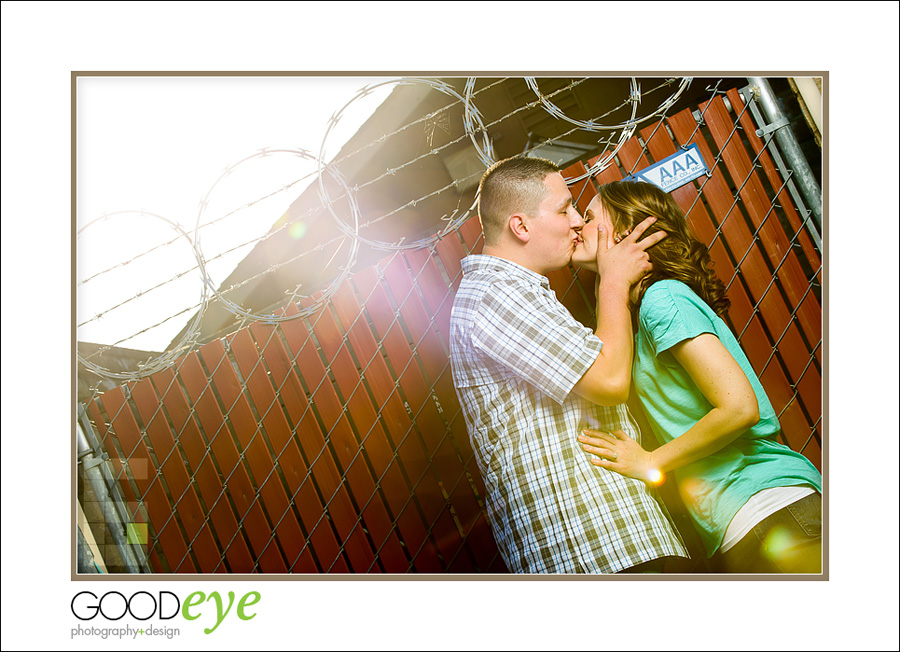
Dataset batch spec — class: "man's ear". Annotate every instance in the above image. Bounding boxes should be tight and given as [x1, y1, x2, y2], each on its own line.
[509, 213, 530, 243]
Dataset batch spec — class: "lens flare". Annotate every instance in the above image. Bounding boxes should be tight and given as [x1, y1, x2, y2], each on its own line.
[762, 525, 794, 561]
[647, 468, 664, 485]
[289, 221, 308, 239]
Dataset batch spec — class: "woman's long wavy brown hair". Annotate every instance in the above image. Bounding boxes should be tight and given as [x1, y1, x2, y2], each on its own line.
[595, 180, 731, 317]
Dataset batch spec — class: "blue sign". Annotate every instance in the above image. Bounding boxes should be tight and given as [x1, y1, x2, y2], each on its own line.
[628, 144, 708, 192]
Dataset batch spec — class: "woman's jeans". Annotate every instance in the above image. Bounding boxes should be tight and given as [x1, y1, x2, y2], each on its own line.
[714, 492, 822, 574]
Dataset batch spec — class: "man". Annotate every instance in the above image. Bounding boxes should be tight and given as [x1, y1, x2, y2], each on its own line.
[449, 157, 688, 573]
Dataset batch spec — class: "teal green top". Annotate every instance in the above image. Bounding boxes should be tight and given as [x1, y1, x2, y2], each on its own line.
[633, 280, 821, 557]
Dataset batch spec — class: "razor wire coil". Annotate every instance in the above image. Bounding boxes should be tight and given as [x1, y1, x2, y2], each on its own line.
[81, 76, 700, 381]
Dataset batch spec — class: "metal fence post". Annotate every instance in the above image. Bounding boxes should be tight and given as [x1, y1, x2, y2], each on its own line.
[747, 77, 823, 233]
[77, 409, 144, 573]
[76, 526, 100, 573]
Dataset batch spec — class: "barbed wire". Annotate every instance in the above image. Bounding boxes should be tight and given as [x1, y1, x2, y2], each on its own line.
[526, 77, 692, 132]
[316, 77, 493, 251]
[78, 76, 696, 381]
[77, 210, 209, 379]
[195, 147, 361, 323]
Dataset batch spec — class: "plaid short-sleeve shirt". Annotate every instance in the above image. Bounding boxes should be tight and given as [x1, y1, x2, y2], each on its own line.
[449, 255, 688, 573]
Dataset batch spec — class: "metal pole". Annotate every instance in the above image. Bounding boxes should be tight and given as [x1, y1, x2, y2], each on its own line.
[76, 526, 100, 573]
[77, 417, 143, 573]
[747, 77, 822, 233]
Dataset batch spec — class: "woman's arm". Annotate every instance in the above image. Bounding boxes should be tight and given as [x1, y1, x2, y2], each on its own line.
[578, 332, 760, 482]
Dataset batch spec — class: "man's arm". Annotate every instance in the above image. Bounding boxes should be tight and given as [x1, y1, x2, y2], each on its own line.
[571, 217, 663, 406]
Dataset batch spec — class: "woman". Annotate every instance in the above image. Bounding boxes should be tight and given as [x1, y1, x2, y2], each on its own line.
[571, 180, 822, 573]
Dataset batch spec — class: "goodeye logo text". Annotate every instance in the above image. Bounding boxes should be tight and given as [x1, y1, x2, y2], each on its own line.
[71, 590, 260, 637]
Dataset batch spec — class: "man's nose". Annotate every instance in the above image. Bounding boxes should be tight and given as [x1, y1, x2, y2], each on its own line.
[571, 208, 585, 229]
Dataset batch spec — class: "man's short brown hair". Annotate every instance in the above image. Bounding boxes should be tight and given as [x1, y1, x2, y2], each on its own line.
[477, 157, 560, 245]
